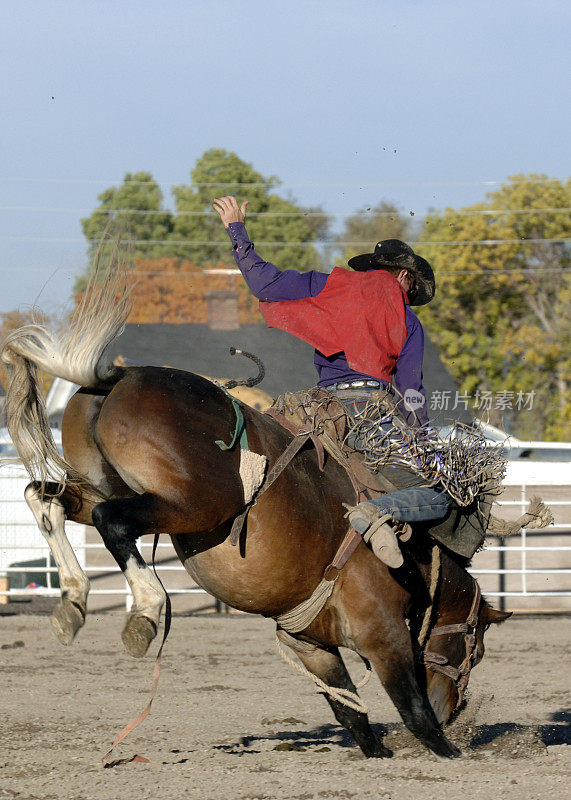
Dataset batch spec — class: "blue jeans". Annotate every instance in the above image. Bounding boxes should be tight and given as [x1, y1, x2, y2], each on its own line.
[365, 487, 448, 523]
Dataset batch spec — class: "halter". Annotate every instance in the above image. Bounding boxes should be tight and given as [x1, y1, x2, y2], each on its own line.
[422, 580, 482, 708]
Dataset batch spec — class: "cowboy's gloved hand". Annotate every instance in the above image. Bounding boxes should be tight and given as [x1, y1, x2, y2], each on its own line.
[212, 195, 249, 228]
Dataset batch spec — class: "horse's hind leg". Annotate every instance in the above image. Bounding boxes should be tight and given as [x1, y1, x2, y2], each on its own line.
[277, 631, 391, 758]
[24, 482, 90, 645]
[91, 495, 167, 658]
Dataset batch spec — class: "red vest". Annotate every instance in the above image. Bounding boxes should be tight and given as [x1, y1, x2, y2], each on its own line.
[260, 267, 408, 383]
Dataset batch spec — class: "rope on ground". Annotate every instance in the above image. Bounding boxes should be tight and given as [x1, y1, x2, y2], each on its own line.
[417, 544, 441, 648]
[275, 635, 370, 714]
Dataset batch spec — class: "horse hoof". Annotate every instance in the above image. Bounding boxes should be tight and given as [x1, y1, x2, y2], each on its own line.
[365, 742, 393, 759]
[430, 736, 462, 759]
[122, 615, 157, 658]
[51, 600, 85, 645]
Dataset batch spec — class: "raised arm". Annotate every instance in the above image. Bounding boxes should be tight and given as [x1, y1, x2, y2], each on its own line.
[212, 195, 326, 301]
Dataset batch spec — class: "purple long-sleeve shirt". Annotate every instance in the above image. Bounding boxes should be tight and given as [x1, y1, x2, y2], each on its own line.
[226, 222, 429, 424]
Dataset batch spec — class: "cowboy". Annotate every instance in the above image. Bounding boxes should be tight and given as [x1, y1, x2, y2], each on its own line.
[213, 196, 449, 567]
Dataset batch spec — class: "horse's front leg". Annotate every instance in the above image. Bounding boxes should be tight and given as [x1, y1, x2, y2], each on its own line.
[91, 494, 167, 658]
[351, 612, 461, 759]
[24, 482, 90, 645]
[277, 630, 391, 758]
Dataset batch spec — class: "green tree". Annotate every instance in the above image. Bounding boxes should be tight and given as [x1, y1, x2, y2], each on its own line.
[80, 171, 174, 267]
[418, 174, 571, 440]
[79, 152, 329, 283]
[336, 201, 413, 266]
[170, 148, 328, 269]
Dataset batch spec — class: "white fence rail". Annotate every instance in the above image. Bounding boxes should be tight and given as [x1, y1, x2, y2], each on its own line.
[0, 464, 85, 587]
[1, 460, 570, 612]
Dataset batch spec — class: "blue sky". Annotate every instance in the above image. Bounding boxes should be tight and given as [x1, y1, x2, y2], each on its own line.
[1, 0, 569, 314]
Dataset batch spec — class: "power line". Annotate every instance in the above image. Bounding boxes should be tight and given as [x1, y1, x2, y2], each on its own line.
[1, 206, 570, 218]
[0, 176, 567, 188]
[1, 236, 569, 247]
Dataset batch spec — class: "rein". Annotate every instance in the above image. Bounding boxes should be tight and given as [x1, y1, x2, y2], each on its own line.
[421, 572, 482, 708]
[103, 535, 172, 767]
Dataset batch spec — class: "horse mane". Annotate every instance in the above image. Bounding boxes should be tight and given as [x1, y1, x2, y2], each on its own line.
[0, 235, 132, 489]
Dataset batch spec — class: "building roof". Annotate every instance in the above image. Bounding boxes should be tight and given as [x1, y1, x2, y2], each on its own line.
[102, 323, 472, 424]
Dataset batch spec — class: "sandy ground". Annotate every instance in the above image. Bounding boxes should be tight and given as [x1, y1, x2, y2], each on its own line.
[0, 610, 569, 800]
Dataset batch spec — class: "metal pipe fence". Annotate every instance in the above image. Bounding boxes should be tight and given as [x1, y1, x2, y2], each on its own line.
[1, 462, 570, 612]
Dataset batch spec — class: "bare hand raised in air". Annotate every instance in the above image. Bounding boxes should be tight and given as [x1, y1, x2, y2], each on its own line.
[212, 196, 249, 227]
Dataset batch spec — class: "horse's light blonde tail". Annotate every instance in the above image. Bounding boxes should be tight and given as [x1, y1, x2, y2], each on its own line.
[1, 236, 132, 488]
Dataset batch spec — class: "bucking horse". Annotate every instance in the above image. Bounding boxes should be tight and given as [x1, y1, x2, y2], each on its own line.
[1, 244, 527, 761]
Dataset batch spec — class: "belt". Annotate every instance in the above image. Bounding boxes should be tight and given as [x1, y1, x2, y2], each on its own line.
[326, 379, 385, 391]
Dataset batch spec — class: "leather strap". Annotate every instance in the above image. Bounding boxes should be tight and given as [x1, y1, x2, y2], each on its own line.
[265, 407, 308, 435]
[103, 535, 171, 767]
[466, 582, 482, 627]
[229, 431, 311, 546]
[422, 653, 463, 683]
[422, 578, 483, 709]
[258, 432, 311, 498]
[265, 409, 326, 470]
[229, 508, 250, 546]
[323, 526, 362, 581]
[267, 405, 398, 496]
[345, 450, 400, 493]
[430, 622, 470, 636]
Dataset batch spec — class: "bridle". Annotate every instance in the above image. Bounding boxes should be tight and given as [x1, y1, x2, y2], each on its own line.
[422, 580, 482, 708]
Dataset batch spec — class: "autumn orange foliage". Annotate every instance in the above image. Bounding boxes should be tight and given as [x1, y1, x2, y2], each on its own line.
[0, 262, 261, 401]
[126, 257, 263, 325]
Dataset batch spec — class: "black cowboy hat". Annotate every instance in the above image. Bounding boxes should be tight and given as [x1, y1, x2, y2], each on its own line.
[347, 239, 435, 306]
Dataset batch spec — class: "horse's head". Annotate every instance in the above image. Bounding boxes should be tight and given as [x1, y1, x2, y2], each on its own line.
[423, 581, 511, 725]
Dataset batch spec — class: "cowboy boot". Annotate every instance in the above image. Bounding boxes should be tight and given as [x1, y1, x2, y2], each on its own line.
[363, 516, 404, 568]
[343, 504, 404, 568]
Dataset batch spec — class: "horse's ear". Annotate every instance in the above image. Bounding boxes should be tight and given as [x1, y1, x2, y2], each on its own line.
[483, 605, 513, 625]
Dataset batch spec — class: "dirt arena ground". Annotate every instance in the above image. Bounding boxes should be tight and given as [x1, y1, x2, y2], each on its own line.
[0, 610, 569, 800]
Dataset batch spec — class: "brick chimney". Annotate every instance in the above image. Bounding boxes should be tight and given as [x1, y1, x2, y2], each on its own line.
[206, 289, 240, 330]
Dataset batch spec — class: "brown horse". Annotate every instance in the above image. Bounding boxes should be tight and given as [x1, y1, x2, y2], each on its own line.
[1, 256, 509, 761]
